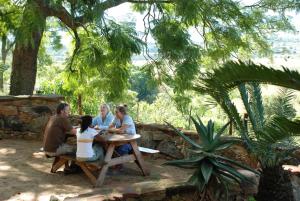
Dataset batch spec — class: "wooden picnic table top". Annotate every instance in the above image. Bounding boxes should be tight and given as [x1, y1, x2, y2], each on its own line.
[103, 134, 141, 142]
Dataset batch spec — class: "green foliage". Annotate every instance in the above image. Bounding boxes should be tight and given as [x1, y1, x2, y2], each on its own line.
[264, 88, 297, 120]
[65, 20, 144, 101]
[130, 67, 158, 103]
[4, 0, 299, 96]
[0, 0, 20, 36]
[196, 61, 300, 168]
[165, 117, 259, 199]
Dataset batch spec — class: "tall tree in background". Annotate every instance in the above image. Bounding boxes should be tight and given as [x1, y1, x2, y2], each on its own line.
[0, 0, 19, 91]
[3, 0, 298, 95]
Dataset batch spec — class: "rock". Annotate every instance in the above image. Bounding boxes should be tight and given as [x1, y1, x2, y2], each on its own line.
[157, 139, 184, 159]
[238, 169, 259, 195]
[139, 131, 157, 149]
[49, 195, 60, 201]
[32, 105, 53, 114]
[0, 106, 18, 116]
[0, 117, 5, 129]
[4, 116, 24, 131]
[290, 174, 300, 201]
[19, 112, 34, 124]
[29, 115, 50, 133]
[152, 131, 171, 141]
[219, 144, 258, 169]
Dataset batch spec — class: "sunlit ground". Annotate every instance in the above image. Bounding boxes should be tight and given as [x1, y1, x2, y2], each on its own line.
[0, 139, 191, 201]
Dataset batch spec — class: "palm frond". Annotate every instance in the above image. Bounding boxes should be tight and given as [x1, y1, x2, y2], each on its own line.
[265, 88, 296, 119]
[196, 60, 300, 92]
[248, 82, 264, 128]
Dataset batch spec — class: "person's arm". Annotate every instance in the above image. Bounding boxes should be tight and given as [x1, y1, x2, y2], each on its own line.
[99, 114, 114, 130]
[70, 128, 77, 135]
[94, 134, 105, 142]
[108, 117, 116, 130]
[113, 124, 129, 134]
[63, 118, 76, 135]
[91, 116, 98, 128]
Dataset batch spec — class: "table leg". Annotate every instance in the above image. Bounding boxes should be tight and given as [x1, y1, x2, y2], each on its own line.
[131, 141, 150, 176]
[96, 143, 115, 186]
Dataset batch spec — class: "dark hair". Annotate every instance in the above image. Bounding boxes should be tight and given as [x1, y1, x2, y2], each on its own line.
[56, 103, 69, 114]
[80, 115, 93, 133]
[116, 104, 128, 115]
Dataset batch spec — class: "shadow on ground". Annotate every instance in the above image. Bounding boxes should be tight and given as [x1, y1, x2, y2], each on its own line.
[0, 139, 191, 201]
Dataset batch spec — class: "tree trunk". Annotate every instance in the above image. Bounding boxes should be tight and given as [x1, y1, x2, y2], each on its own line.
[256, 166, 294, 201]
[0, 35, 7, 91]
[9, 5, 45, 95]
[78, 94, 83, 115]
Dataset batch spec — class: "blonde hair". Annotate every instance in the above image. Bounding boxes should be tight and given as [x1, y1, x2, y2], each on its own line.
[100, 103, 110, 111]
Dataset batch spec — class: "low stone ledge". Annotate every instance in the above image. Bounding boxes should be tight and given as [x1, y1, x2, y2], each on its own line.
[0, 95, 64, 102]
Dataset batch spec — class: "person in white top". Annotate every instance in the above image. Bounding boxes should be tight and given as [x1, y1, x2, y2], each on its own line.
[108, 105, 136, 156]
[76, 115, 104, 161]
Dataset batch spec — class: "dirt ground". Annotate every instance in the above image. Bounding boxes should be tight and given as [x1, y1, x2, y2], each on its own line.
[0, 139, 191, 201]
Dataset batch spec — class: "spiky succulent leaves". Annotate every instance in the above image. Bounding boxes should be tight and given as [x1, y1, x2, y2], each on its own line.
[201, 160, 213, 184]
[165, 122, 203, 149]
[193, 81, 251, 149]
[165, 118, 258, 197]
[165, 155, 205, 169]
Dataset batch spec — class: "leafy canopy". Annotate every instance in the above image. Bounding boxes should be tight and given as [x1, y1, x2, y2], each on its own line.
[4, 0, 298, 98]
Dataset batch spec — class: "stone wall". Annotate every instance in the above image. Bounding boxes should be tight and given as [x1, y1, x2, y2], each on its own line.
[0, 95, 64, 140]
[0, 95, 257, 168]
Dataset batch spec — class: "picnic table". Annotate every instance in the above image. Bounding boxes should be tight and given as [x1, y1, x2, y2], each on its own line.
[51, 134, 150, 187]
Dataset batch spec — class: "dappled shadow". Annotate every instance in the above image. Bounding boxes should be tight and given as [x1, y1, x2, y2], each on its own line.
[0, 139, 191, 201]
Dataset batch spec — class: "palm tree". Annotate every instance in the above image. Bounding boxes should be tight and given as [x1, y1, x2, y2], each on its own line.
[194, 61, 300, 201]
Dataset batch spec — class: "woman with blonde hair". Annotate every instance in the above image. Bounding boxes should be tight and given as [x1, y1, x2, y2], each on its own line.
[109, 104, 136, 156]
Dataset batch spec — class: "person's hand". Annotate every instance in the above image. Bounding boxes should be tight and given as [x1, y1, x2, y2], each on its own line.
[94, 125, 101, 131]
[115, 129, 124, 134]
[282, 165, 300, 173]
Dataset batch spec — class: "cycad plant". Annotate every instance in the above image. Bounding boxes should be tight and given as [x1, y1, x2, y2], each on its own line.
[165, 117, 259, 201]
[194, 61, 300, 201]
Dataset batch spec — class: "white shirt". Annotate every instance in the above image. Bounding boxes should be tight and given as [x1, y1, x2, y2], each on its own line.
[112, 115, 136, 135]
[76, 127, 98, 158]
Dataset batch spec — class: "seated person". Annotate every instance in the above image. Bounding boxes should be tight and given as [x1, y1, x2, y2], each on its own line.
[76, 115, 104, 162]
[92, 104, 114, 131]
[43, 103, 76, 156]
[108, 105, 136, 156]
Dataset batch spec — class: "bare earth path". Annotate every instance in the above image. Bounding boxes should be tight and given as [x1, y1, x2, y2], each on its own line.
[0, 139, 190, 201]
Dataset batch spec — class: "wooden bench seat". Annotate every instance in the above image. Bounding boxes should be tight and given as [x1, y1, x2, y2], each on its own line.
[48, 136, 159, 186]
[138, 147, 160, 155]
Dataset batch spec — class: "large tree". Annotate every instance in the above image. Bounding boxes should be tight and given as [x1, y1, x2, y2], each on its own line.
[6, 0, 297, 95]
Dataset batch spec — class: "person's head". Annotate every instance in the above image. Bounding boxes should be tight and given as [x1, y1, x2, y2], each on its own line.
[100, 104, 110, 117]
[56, 103, 70, 117]
[115, 104, 128, 119]
[80, 115, 93, 133]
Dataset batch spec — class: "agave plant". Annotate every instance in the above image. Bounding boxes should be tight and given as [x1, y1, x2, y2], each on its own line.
[194, 60, 300, 201]
[165, 117, 259, 201]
